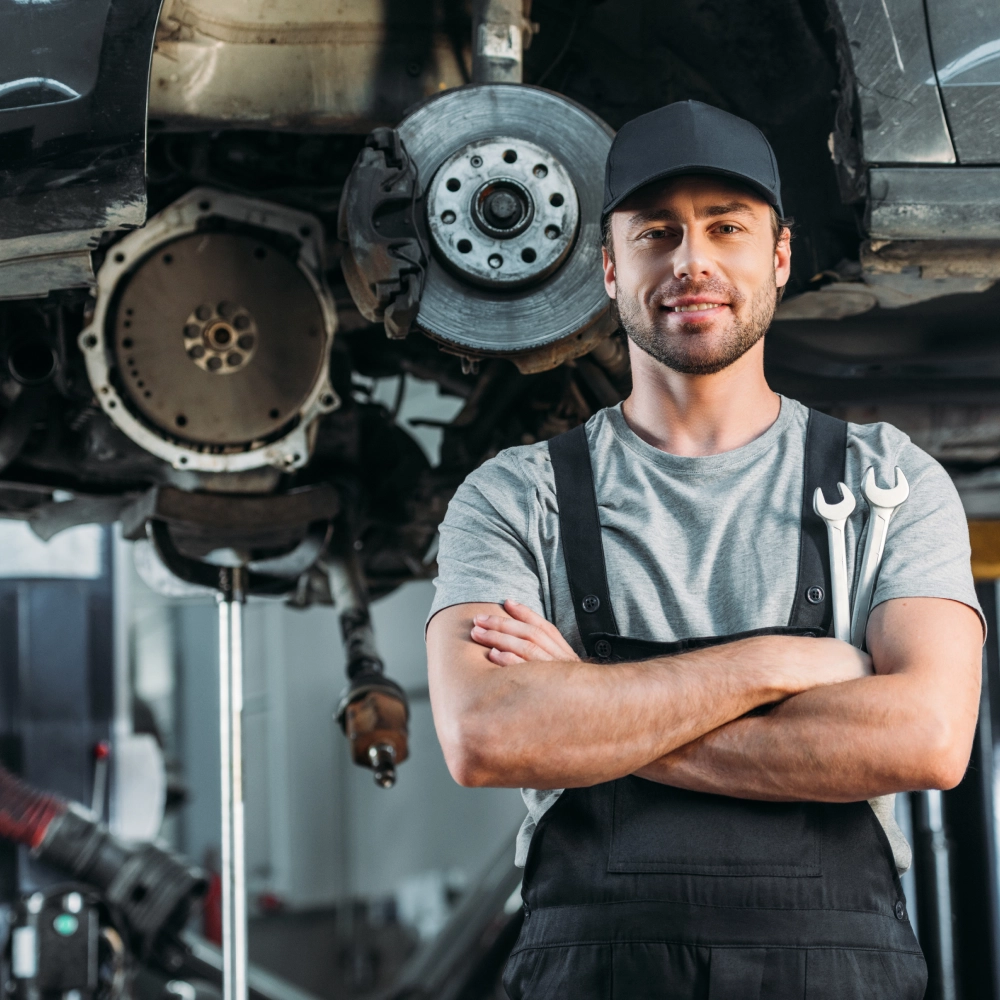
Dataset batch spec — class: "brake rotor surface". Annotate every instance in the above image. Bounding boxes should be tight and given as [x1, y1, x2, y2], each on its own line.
[111, 232, 326, 446]
[399, 84, 613, 355]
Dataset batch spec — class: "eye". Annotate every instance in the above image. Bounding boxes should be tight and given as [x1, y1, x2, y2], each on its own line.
[716, 224, 741, 235]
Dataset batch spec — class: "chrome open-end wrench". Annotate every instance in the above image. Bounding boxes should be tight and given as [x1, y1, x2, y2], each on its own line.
[850, 467, 909, 649]
[813, 483, 856, 643]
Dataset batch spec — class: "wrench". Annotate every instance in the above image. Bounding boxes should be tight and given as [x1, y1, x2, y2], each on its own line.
[813, 483, 856, 643]
[850, 467, 909, 649]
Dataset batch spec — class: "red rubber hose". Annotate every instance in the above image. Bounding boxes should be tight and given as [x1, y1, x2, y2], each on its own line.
[0, 762, 66, 849]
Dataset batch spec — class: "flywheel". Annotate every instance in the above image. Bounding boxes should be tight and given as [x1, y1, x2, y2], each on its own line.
[79, 189, 339, 473]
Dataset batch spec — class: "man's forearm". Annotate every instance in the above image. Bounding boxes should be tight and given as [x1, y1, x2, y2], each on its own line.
[637, 672, 968, 801]
[636, 598, 983, 801]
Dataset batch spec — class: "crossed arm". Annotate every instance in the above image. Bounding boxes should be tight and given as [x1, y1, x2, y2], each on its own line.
[426, 596, 983, 799]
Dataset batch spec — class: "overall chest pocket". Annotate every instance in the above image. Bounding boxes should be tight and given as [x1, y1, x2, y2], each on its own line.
[608, 777, 822, 876]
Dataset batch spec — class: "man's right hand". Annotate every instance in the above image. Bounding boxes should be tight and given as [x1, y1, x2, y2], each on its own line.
[766, 635, 873, 696]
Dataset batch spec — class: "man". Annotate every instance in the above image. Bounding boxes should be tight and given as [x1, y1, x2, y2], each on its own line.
[425, 101, 984, 997]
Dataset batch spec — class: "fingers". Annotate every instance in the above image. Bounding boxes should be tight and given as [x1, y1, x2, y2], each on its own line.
[504, 599, 580, 660]
[472, 611, 567, 660]
[488, 647, 525, 666]
[471, 624, 555, 661]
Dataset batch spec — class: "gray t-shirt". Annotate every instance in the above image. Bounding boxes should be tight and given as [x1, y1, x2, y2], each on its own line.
[429, 396, 983, 872]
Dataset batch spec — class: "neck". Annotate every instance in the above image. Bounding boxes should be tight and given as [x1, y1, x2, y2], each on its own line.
[620, 338, 780, 457]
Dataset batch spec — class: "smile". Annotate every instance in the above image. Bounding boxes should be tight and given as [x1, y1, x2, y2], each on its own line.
[666, 302, 729, 312]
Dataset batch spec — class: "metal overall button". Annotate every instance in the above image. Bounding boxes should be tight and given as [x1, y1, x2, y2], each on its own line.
[594, 638, 612, 659]
[894, 900, 906, 920]
[806, 585, 825, 604]
[581, 594, 600, 613]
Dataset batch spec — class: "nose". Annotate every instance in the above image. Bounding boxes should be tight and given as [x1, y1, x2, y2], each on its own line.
[672, 226, 715, 282]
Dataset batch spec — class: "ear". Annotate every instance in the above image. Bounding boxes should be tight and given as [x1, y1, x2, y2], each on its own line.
[774, 226, 792, 291]
[602, 246, 617, 299]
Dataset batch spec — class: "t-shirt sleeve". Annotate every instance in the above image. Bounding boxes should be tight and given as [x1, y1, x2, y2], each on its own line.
[427, 449, 547, 626]
[870, 438, 984, 634]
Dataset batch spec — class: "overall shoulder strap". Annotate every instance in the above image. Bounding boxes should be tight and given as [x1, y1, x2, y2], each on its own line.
[789, 409, 849, 631]
[548, 423, 619, 651]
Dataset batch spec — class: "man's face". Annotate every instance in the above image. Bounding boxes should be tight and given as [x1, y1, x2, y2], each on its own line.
[603, 176, 791, 376]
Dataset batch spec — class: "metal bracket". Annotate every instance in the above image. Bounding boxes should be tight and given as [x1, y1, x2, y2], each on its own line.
[338, 128, 426, 341]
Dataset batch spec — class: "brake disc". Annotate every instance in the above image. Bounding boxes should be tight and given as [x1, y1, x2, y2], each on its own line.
[79, 188, 339, 473]
[344, 84, 616, 372]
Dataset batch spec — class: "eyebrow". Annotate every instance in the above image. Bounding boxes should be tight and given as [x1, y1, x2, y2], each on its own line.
[625, 201, 756, 227]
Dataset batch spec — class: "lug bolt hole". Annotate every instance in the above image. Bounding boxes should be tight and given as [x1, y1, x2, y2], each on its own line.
[441, 210, 456, 224]
[545, 225, 560, 239]
[488, 254, 503, 269]
[446, 178, 461, 192]
[503, 149, 517, 163]
[457, 239, 472, 254]
[549, 192, 564, 207]
[521, 248, 537, 263]
[533, 164, 548, 178]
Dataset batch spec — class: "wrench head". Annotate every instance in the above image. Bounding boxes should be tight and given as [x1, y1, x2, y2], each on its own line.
[813, 482, 856, 520]
[861, 466, 909, 508]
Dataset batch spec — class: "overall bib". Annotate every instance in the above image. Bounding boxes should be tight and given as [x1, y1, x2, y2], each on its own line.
[503, 411, 927, 1000]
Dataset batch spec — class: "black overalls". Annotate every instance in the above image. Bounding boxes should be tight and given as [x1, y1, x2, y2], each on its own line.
[502, 411, 927, 999]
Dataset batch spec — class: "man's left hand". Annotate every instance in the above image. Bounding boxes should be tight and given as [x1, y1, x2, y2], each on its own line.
[470, 599, 580, 664]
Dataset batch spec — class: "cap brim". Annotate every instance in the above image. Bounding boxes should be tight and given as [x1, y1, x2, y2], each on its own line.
[602, 164, 781, 220]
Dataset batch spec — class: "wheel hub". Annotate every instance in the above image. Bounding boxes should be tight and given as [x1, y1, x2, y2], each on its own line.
[427, 136, 579, 289]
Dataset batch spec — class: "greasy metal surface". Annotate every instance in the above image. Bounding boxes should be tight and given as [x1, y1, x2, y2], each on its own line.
[827, 0, 955, 164]
[150, 0, 467, 130]
[868, 168, 1000, 238]
[398, 84, 613, 356]
[472, 0, 531, 83]
[0, 0, 161, 244]
[113, 232, 325, 446]
[426, 137, 579, 288]
[0, 232, 98, 300]
[120, 484, 340, 540]
[925, 0, 1000, 164]
[79, 188, 339, 473]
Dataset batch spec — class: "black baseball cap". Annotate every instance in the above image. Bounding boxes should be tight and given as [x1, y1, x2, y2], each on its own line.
[602, 100, 783, 220]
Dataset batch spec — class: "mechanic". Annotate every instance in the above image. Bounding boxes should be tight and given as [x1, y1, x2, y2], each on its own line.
[425, 101, 984, 997]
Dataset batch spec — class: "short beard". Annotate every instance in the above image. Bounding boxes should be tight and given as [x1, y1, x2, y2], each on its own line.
[615, 273, 777, 376]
